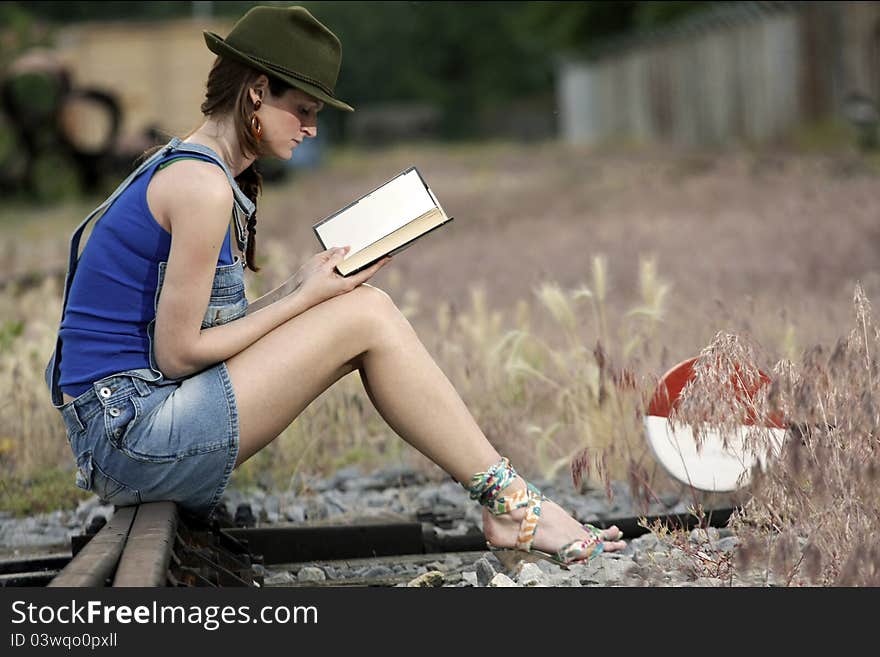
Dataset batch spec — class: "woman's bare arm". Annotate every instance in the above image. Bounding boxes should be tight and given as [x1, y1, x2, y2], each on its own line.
[245, 276, 300, 315]
[151, 161, 312, 379]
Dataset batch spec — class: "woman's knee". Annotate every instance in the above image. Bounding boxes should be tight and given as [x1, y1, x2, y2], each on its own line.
[346, 283, 411, 334]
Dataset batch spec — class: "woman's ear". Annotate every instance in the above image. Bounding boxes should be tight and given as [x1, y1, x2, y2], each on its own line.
[249, 75, 270, 104]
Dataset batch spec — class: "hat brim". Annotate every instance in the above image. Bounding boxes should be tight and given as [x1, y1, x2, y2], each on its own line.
[203, 31, 354, 112]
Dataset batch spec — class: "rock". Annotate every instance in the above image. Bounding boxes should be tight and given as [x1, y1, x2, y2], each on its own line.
[489, 573, 519, 587]
[516, 562, 547, 587]
[631, 533, 661, 551]
[322, 491, 348, 515]
[431, 488, 469, 510]
[461, 571, 478, 587]
[474, 557, 495, 587]
[284, 505, 306, 523]
[717, 537, 740, 553]
[443, 554, 463, 569]
[444, 572, 462, 585]
[691, 577, 726, 587]
[541, 572, 576, 587]
[574, 555, 636, 586]
[374, 465, 424, 488]
[340, 477, 375, 492]
[361, 565, 394, 579]
[264, 571, 297, 585]
[297, 566, 326, 583]
[426, 560, 445, 572]
[535, 559, 558, 574]
[74, 496, 101, 522]
[406, 571, 445, 587]
[85, 504, 114, 529]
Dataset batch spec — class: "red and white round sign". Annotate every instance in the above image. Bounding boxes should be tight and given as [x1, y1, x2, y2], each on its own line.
[644, 357, 787, 492]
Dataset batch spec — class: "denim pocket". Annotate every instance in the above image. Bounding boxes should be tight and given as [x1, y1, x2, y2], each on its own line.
[201, 296, 248, 329]
[75, 452, 141, 507]
[112, 385, 181, 464]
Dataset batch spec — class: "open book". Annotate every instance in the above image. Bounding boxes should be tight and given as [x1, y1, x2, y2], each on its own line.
[312, 167, 454, 277]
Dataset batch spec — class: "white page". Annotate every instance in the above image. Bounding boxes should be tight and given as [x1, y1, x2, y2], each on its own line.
[315, 170, 436, 254]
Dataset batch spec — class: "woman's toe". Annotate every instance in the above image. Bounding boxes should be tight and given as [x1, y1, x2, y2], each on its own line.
[602, 525, 623, 541]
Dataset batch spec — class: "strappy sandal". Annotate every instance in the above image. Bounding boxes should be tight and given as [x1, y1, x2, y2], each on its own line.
[462, 457, 613, 571]
[584, 522, 624, 542]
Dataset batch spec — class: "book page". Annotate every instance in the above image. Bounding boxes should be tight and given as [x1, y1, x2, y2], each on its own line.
[315, 169, 437, 254]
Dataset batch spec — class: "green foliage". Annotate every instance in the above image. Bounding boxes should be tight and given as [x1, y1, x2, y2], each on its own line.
[0, 319, 24, 352]
[0, 466, 91, 516]
[0, 3, 56, 70]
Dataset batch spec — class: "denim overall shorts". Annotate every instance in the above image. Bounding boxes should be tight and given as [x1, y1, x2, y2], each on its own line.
[44, 137, 255, 519]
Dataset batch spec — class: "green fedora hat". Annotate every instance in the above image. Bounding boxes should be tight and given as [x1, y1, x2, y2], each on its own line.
[203, 5, 354, 112]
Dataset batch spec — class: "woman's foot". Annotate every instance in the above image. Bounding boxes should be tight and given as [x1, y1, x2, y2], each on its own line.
[481, 476, 627, 561]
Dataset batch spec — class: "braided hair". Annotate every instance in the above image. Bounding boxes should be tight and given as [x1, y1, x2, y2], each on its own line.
[234, 162, 262, 272]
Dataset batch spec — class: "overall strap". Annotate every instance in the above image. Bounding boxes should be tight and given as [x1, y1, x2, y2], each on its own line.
[163, 139, 255, 254]
[44, 137, 255, 407]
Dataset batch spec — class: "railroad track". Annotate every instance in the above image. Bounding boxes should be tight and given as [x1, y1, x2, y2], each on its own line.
[0, 502, 737, 588]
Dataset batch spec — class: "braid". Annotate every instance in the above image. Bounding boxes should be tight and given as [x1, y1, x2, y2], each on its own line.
[235, 162, 262, 272]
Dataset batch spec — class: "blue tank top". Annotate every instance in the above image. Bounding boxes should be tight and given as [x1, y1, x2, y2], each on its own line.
[58, 153, 236, 397]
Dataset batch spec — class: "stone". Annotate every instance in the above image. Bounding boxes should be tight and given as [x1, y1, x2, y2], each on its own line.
[297, 566, 326, 583]
[516, 562, 547, 587]
[340, 477, 375, 492]
[443, 554, 463, 569]
[575, 555, 636, 586]
[361, 565, 394, 579]
[692, 577, 726, 587]
[461, 571, 478, 587]
[444, 572, 463, 585]
[631, 533, 661, 551]
[284, 505, 306, 523]
[74, 496, 101, 522]
[717, 537, 740, 553]
[474, 557, 495, 587]
[85, 505, 114, 529]
[265, 571, 297, 585]
[406, 571, 445, 587]
[535, 559, 558, 574]
[489, 573, 519, 587]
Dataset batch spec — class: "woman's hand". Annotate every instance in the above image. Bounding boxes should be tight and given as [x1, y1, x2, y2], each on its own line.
[295, 246, 391, 308]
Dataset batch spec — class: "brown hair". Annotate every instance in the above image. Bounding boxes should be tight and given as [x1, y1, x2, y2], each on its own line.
[138, 56, 292, 272]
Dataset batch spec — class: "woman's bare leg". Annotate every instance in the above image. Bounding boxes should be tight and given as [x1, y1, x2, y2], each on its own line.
[224, 284, 625, 553]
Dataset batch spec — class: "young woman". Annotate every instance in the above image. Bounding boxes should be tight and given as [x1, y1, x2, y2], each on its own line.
[45, 5, 625, 569]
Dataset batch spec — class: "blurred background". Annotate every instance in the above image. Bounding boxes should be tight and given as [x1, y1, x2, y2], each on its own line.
[2, 1, 879, 516]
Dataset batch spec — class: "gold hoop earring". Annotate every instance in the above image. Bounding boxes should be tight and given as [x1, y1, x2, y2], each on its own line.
[250, 113, 262, 142]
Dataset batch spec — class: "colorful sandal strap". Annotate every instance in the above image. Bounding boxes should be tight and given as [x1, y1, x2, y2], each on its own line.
[555, 536, 604, 564]
[463, 457, 543, 515]
[514, 489, 544, 552]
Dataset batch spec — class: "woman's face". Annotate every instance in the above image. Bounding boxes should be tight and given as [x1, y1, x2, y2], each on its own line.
[256, 84, 323, 159]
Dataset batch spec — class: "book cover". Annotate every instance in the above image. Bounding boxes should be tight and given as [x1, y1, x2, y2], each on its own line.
[312, 167, 454, 277]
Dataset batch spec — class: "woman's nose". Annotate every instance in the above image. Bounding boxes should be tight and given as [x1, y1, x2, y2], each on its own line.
[302, 125, 317, 138]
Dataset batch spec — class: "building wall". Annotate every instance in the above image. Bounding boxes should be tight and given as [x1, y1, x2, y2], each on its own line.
[53, 18, 235, 139]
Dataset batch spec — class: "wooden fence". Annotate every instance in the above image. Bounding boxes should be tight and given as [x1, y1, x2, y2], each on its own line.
[557, 1, 880, 146]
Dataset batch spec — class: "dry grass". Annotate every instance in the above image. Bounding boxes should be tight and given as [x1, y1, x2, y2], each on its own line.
[1, 139, 879, 578]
